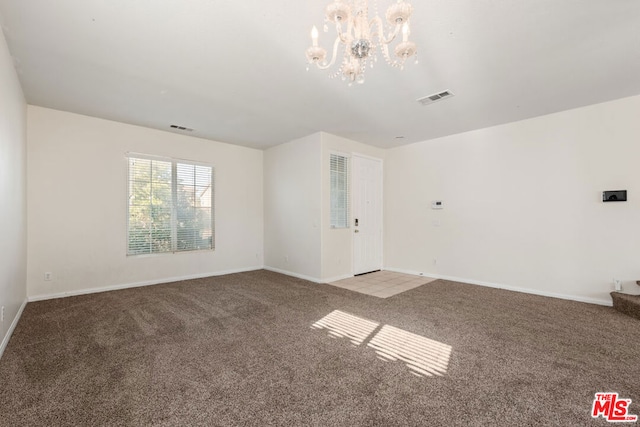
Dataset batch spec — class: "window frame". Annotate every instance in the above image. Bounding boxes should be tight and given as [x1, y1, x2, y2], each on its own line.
[126, 153, 215, 256]
[329, 151, 350, 229]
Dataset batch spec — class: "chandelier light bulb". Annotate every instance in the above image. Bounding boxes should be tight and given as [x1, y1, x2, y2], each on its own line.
[311, 25, 319, 47]
[402, 23, 409, 42]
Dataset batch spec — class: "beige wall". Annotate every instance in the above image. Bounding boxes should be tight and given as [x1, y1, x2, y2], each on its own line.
[263, 131, 385, 283]
[16, 95, 640, 307]
[27, 106, 264, 299]
[264, 133, 322, 280]
[0, 28, 27, 353]
[385, 95, 640, 305]
[320, 132, 385, 281]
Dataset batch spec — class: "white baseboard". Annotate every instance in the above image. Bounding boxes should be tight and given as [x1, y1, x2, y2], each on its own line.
[26, 264, 611, 307]
[28, 266, 264, 302]
[322, 273, 353, 283]
[263, 266, 353, 284]
[383, 267, 433, 279]
[0, 298, 27, 360]
[383, 267, 612, 307]
[263, 266, 324, 284]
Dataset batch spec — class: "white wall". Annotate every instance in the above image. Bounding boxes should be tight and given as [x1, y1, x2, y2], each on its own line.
[27, 106, 263, 299]
[0, 27, 27, 354]
[385, 95, 640, 305]
[264, 133, 322, 281]
[320, 132, 385, 281]
[263, 131, 385, 283]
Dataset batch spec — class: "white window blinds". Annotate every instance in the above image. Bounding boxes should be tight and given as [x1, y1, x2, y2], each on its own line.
[127, 154, 214, 255]
[330, 153, 350, 229]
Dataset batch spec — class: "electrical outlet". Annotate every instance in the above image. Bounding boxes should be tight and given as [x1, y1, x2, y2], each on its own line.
[614, 278, 622, 291]
[44, 272, 53, 281]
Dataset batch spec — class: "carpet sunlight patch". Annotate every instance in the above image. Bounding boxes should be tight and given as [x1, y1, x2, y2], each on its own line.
[312, 310, 452, 378]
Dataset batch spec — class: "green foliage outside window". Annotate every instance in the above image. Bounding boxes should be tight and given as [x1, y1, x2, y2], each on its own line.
[127, 157, 213, 255]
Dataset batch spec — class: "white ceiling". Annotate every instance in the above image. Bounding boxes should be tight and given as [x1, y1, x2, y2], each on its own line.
[1, 0, 639, 150]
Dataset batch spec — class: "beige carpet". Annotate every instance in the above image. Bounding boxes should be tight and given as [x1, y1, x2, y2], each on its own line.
[1, 270, 638, 426]
[611, 291, 640, 321]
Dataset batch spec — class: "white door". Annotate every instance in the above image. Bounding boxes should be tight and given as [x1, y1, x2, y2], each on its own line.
[353, 155, 383, 275]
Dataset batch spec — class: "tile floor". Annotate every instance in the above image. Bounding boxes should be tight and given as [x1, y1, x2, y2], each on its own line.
[329, 270, 435, 298]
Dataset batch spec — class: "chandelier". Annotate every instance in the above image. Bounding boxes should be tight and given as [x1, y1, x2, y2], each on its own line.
[305, 0, 417, 85]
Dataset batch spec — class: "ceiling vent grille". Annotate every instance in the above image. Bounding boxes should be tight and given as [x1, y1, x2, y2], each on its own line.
[417, 90, 454, 106]
[170, 124, 194, 132]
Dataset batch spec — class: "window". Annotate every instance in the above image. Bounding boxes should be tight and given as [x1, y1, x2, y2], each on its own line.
[330, 153, 349, 228]
[127, 154, 214, 255]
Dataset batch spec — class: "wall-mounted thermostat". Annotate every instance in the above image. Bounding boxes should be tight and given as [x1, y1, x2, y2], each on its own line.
[603, 190, 627, 202]
[431, 200, 443, 209]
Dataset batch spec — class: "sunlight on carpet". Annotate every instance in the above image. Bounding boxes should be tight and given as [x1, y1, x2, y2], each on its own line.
[311, 310, 452, 378]
[368, 324, 452, 377]
[310, 310, 379, 346]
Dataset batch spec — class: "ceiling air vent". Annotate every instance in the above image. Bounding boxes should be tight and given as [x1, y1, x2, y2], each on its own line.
[170, 124, 194, 132]
[417, 90, 454, 106]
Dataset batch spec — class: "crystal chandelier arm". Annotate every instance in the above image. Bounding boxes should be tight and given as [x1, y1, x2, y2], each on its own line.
[315, 36, 343, 70]
[369, 16, 401, 45]
[335, 19, 353, 45]
[380, 42, 402, 68]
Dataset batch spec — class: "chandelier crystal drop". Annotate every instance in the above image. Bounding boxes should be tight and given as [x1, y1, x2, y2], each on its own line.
[305, 0, 417, 85]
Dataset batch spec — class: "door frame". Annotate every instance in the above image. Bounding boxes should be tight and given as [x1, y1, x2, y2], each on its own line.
[351, 153, 384, 275]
